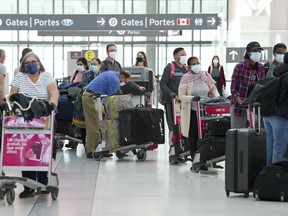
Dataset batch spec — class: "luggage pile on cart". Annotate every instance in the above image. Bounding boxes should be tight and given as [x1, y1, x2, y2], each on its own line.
[93, 93, 165, 161]
[0, 95, 59, 205]
[191, 97, 231, 172]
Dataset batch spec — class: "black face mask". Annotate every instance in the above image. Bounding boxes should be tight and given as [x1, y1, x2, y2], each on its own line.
[136, 57, 144, 62]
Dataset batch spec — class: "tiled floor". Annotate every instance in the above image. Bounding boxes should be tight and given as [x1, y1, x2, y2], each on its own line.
[0, 142, 287, 216]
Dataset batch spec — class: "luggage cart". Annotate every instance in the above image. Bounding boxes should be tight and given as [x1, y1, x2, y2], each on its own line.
[0, 111, 59, 205]
[191, 97, 230, 172]
[92, 94, 152, 161]
[169, 97, 190, 165]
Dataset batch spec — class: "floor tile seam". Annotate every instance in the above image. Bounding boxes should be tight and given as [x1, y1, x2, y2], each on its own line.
[89, 160, 101, 215]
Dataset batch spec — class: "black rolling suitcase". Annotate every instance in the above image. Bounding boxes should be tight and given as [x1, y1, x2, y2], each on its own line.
[225, 104, 266, 197]
[118, 106, 165, 146]
[253, 160, 288, 202]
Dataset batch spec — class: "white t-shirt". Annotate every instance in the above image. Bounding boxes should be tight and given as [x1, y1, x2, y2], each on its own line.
[11, 72, 55, 100]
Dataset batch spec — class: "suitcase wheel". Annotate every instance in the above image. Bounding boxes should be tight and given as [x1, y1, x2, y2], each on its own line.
[225, 190, 230, 197]
[244, 192, 249, 198]
[253, 190, 259, 200]
[137, 149, 147, 161]
[280, 192, 286, 202]
[190, 163, 200, 173]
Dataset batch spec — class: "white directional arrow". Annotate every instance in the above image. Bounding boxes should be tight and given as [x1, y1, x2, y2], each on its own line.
[97, 18, 105, 26]
[207, 17, 216, 25]
[229, 50, 238, 60]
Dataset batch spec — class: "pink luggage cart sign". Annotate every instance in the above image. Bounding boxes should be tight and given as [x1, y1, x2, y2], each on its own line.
[4, 117, 50, 129]
[2, 134, 51, 167]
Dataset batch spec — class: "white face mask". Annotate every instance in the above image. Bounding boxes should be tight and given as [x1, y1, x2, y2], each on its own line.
[275, 54, 284, 63]
[191, 64, 201, 73]
[213, 59, 219, 64]
[179, 56, 187, 65]
[120, 82, 126, 86]
[77, 65, 85, 72]
[108, 51, 117, 59]
[250, 52, 262, 63]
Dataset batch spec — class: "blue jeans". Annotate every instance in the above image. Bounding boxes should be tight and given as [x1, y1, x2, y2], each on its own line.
[263, 115, 288, 165]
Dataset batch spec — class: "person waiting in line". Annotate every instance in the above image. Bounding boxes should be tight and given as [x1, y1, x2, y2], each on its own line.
[160, 47, 189, 163]
[230, 41, 265, 128]
[68, 58, 102, 149]
[120, 70, 146, 95]
[263, 53, 288, 165]
[135, 51, 149, 67]
[10, 52, 59, 198]
[0, 49, 7, 106]
[82, 71, 120, 159]
[178, 56, 220, 169]
[207, 55, 226, 96]
[100, 43, 121, 72]
[70, 57, 90, 83]
[14, 48, 33, 76]
[264, 43, 287, 77]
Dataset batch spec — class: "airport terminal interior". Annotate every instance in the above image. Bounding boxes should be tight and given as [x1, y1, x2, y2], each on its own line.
[1, 0, 288, 215]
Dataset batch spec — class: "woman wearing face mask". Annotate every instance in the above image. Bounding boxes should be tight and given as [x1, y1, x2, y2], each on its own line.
[135, 51, 149, 67]
[10, 52, 59, 198]
[71, 58, 102, 147]
[207, 55, 226, 96]
[230, 41, 265, 128]
[70, 57, 89, 83]
[178, 56, 219, 165]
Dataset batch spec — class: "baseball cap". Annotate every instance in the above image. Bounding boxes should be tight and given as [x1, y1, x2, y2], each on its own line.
[246, 41, 263, 52]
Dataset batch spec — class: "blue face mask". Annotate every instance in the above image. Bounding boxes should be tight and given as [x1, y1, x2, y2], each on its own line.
[90, 66, 99, 73]
[25, 64, 38, 74]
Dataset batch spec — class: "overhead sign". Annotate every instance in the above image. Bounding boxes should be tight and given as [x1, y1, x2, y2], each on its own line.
[38, 30, 170, 37]
[0, 14, 221, 30]
[226, 47, 272, 63]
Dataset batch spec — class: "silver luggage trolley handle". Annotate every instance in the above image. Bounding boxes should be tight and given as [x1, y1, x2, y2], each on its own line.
[0, 110, 59, 205]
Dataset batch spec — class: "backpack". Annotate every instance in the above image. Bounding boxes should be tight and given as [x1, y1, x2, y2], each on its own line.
[247, 73, 288, 116]
[102, 60, 121, 71]
[158, 63, 176, 105]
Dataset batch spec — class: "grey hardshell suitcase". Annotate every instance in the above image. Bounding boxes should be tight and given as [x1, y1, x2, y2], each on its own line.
[225, 104, 266, 197]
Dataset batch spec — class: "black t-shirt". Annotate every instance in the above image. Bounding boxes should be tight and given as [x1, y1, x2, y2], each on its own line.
[247, 63, 259, 96]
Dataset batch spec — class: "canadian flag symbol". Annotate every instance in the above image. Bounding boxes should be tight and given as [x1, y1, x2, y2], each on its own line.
[177, 18, 190, 26]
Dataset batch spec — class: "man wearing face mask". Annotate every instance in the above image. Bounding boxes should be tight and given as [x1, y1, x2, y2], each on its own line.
[100, 43, 122, 73]
[230, 41, 265, 128]
[264, 43, 287, 77]
[160, 47, 189, 164]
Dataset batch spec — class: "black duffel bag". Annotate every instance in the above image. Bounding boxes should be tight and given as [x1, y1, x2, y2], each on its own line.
[197, 136, 226, 162]
[207, 116, 231, 136]
[253, 160, 288, 202]
[118, 105, 165, 145]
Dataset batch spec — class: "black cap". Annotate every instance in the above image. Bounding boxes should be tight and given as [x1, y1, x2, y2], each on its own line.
[246, 41, 263, 52]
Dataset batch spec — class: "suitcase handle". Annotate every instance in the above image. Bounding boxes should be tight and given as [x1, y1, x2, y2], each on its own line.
[251, 102, 261, 133]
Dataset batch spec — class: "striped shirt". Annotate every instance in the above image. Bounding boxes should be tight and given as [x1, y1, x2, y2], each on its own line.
[11, 72, 55, 101]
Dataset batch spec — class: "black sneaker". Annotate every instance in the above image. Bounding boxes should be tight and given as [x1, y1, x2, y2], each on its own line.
[19, 189, 35, 198]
